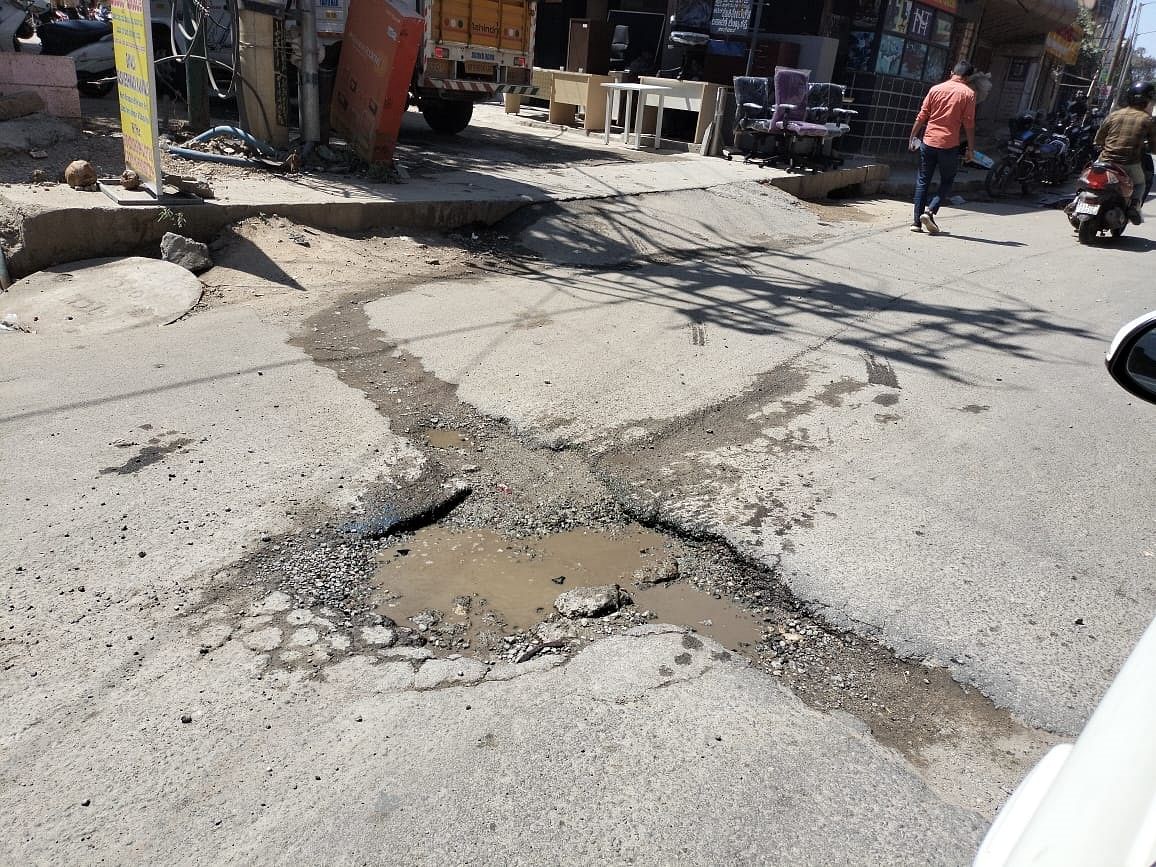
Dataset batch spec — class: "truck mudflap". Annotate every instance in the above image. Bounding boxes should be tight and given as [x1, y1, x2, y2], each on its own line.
[422, 78, 538, 96]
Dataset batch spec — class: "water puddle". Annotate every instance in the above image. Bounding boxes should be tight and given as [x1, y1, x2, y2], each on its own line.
[634, 581, 763, 646]
[425, 429, 470, 450]
[371, 525, 764, 652]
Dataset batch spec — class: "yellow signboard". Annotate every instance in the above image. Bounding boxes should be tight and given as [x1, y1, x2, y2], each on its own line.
[1046, 25, 1083, 67]
[109, 0, 163, 194]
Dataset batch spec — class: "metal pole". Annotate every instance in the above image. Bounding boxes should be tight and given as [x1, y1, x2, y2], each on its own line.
[183, 0, 210, 132]
[1113, 1, 1149, 98]
[298, 0, 321, 145]
[1101, 0, 1139, 100]
[744, 0, 764, 76]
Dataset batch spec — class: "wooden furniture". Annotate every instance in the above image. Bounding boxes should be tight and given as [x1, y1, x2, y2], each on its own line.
[547, 71, 612, 132]
[566, 19, 612, 75]
[601, 82, 671, 149]
[503, 67, 556, 114]
[637, 77, 722, 151]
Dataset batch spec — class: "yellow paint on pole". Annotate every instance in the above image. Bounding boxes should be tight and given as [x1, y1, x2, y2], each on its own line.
[109, 0, 163, 194]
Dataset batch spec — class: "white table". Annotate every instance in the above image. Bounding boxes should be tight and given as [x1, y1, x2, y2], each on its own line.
[601, 82, 671, 150]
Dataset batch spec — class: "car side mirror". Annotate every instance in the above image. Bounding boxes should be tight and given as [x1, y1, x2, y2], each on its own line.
[1106, 311, 1156, 404]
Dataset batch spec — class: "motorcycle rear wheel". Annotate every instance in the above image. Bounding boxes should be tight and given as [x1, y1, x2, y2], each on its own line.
[78, 80, 113, 98]
[1077, 219, 1098, 245]
[986, 161, 1016, 198]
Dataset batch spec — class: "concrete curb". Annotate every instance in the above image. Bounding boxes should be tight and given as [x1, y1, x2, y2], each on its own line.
[878, 175, 988, 199]
[768, 163, 891, 199]
[1, 195, 528, 278]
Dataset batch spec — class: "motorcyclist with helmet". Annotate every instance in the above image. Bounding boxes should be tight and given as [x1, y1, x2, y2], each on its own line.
[1094, 80, 1156, 224]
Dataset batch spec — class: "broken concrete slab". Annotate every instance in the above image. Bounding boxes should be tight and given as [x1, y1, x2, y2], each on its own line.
[1, 256, 202, 335]
[340, 483, 471, 540]
[0, 113, 79, 156]
[161, 232, 213, 274]
[0, 54, 81, 119]
[0, 91, 46, 122]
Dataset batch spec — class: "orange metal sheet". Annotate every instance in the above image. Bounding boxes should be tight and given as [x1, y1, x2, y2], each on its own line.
[499, 2, 527, 51]
[330, 0, 424, 164]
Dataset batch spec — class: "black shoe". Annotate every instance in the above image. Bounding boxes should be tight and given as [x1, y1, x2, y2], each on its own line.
[920, 210, 940, 234]
[1128, 207, 1143, 226]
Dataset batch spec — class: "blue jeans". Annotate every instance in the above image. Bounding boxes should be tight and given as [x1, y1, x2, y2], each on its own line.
[913, 143, 960, 225]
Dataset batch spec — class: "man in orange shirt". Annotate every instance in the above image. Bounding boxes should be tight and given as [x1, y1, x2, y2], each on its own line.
[908, 60, 977, 234]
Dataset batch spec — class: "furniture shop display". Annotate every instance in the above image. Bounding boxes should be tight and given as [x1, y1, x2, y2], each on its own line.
[600, 81, 671, 149]
[549, 70, 614, 132]
[637, 76, 721, 151]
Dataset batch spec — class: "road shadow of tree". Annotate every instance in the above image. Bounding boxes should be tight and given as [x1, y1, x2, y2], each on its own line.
[426, 235, 1101, 386]
[489, 182, 817, 269]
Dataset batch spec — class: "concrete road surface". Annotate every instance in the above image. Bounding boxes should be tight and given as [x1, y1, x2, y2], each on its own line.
[368, 196, 1156, 735]
[5, 185, 1150, 864]
[1, 299, 983, 863]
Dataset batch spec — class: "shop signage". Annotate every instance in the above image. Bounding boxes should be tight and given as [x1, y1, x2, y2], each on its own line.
[109, 0, 163, 194]
[709, 0, 753, 35]
[1045, 24, 1083, 66]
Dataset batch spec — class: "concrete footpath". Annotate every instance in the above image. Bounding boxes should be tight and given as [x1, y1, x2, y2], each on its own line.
[0, 103, 888, 276]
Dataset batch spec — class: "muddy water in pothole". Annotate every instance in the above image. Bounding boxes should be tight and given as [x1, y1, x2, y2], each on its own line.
[372, 525, 764, 650]
[425, 429, 471, 449]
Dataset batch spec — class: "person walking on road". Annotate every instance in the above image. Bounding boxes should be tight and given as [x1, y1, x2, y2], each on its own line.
[908, 60, 977, 235]
[1093, 81, 1156, 225]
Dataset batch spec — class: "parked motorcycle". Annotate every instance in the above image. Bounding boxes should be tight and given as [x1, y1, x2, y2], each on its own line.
[985, 113, 1072, 197]
[1055, 114, 1099, 178]
[1064, 160, 1134, 244]
[1, 0, 47, 51]
[36, 16, 116, 96]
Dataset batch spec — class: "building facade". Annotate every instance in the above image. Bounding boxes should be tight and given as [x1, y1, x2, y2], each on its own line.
[836, 0, 1080, 155]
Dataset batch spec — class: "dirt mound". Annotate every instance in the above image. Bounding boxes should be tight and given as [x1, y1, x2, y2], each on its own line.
[200, 215, 471, 304]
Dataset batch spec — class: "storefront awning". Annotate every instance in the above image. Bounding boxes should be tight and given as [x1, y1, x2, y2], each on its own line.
[978, 0, 1081, 44]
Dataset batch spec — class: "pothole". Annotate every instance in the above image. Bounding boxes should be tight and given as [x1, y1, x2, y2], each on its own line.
[425, 428, 472, 450]
[370, 524, 765, 656]
[196, 235, 1063, 817]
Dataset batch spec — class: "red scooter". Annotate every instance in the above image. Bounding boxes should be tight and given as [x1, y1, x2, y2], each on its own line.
[1067, 161, 1134, 245]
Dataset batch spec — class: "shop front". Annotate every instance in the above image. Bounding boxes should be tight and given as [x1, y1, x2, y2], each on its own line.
[971, 0, 1080, 137]
[839, 0, 979, 155]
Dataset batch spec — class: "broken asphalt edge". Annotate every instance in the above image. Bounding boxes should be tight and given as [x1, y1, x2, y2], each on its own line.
[0, 194, 527, 279]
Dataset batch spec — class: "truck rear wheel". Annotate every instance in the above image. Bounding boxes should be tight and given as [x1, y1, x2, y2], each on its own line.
[420, 98, 473, 135]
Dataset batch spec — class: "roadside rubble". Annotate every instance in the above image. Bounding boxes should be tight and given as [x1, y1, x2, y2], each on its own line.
[0, 113, 79, 158]
[160, 232, 213, 274]
[63, 159, 97, 190]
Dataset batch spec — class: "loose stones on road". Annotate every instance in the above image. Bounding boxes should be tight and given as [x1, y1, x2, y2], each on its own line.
[161, 232, 213, 275]
[554, 585, 631, 619]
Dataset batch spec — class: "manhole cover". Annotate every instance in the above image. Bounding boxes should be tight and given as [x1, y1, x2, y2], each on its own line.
[2, 256, 202, 335]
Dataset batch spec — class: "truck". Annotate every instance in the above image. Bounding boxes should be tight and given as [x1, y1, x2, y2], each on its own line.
[408, 0, 536, 133]
[305, 0, 539, 134]
[57, 0, 535, 134]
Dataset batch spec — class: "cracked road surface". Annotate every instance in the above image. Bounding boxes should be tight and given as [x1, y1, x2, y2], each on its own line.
[368, 195, 1156, 736]
[3, 187, 1152, 864]
[0, 301, 981, 865]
